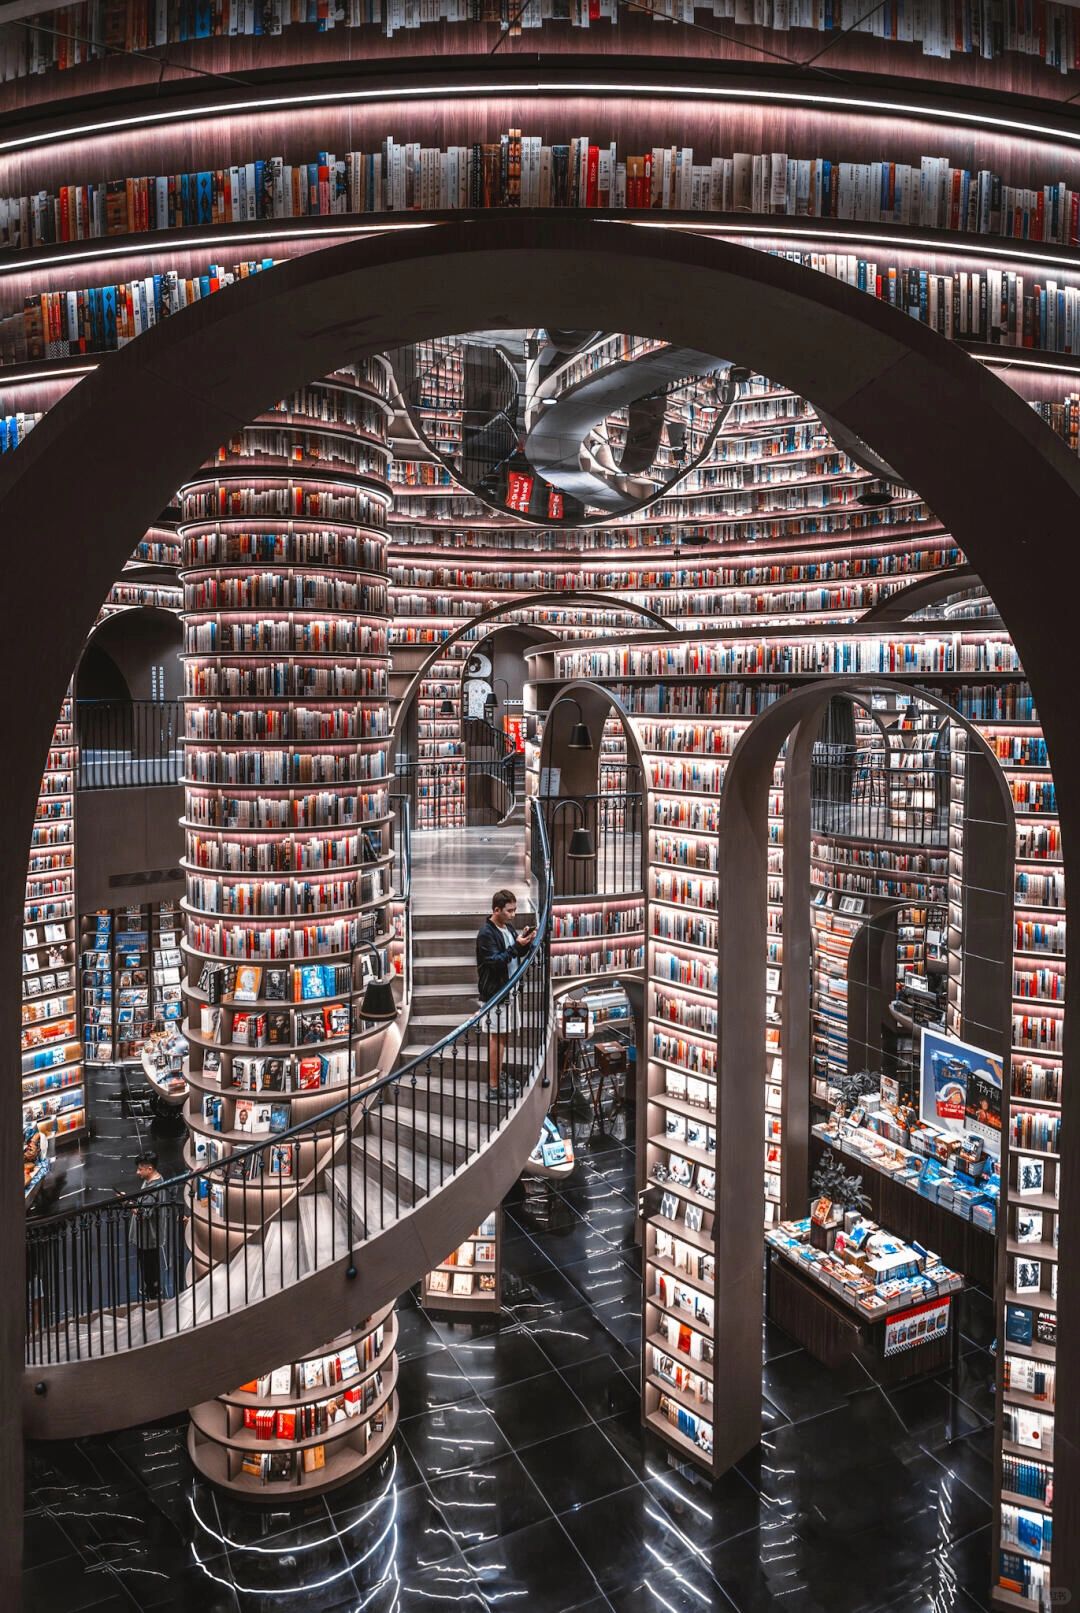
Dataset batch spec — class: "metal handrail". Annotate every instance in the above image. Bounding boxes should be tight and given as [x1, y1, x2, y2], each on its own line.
[397, 754, 517, 828]
[538, 790, 645, 899]
[75, 698, 183, 790]
[24, 810, 553, 1366]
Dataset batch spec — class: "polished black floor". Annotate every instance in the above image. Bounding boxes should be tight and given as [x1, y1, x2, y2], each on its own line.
[41, 1063, 188, 1214]
[24, 1099, 996, 1613]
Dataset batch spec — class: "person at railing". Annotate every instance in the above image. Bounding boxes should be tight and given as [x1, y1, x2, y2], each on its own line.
[117, 1152, 187, 1302]
[477, 889, 535, 1099]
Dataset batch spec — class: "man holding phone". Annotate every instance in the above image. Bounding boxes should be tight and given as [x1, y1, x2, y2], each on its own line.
[476, 888, 535, 1099]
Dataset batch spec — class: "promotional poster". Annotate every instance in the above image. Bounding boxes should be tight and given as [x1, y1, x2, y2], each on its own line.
[919, 1028, 1004, 1157]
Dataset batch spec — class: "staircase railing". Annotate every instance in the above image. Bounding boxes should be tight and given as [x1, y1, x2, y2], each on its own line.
[75, 698, 183, 789]
[24, 811, 552, 1366]
[397, 754, 517, 829]
[539, 791, 645, 899]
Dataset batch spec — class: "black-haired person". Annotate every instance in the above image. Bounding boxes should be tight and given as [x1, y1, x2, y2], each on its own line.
[476, 888, 535, 1098]
[122, 1152, 166, 1302]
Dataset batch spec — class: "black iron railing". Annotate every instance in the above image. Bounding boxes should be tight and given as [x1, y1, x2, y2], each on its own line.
[25, 813, 552, 1366]
[397, 755, 517, 829]
[810, 746, 949, 847]
[539, 791, 645, 899]
[463, 714, 516, 765]
[76, 699, 183, 789]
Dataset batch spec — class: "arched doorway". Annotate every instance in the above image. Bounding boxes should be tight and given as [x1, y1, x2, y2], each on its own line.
[3, 216, 1078, 1594]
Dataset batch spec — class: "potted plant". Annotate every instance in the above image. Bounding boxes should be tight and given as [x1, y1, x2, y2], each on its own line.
[810, 1148, 873, 1244]
[829, 1068, 880, 1118]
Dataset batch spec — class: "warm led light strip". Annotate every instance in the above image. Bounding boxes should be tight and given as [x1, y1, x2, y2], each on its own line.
[7, 77, 1080, 158]
[0, 220, 432, 278]
[625, 218, 1080, 275]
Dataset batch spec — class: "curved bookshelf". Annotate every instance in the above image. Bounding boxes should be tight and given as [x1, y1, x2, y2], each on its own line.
[177, 361, 396, 1249]
[187, 1305, 398, 1499]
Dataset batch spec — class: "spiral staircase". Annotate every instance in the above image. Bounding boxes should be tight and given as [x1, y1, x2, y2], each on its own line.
[23, 816, 554, 1441]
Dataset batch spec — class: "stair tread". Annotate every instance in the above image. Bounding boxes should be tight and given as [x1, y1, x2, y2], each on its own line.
[297, 1193, 350, 1274]
[324, 1165, 401, 1239]
[368, 1107, 481, 1147]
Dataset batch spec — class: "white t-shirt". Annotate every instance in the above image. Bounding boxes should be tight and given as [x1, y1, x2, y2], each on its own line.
[496, 923, 521, 977]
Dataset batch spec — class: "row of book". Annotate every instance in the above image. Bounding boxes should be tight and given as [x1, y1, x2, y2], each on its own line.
[184, 618, 384, 652]
[550, 905, 643, 938]
[188, 873, 382, 916]
[196, 961, 378, 1012]
[1009, 1109, 1062, 1150]
[200, 1001, 351, 1045]
[5, 0, 1080, 82]
[188, 916, 380, 959]
[184, 667, 388, 699]
[1014, 871, 1065, 908]
[184, 752, 387, 785]
[13, 245, 1080, 385]
[13, 141, 1080, 247]
[559, 635, 1022, 680]
[187, 833, 376, 873]
[186, 707, 385, 741]
[184, 531, 385, 567]
[185, 788, 388, 829]
[776, 250, 1080, 355]
[1, 261, 275, 365]
[186, 579, 386, 614]
[184, 486, 385, 521]
[238, 1374, 382, 1440]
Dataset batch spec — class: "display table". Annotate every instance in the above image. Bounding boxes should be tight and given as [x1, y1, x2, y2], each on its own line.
[140, 1047, 189, 1130]
[810, 1124, 996, 1288]
[766, 1221, 963, 1387]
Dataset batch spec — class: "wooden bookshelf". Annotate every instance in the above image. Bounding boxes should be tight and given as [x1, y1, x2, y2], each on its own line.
[177, 362, 397, 1265]
[21, 690, 85, 1159]
[187, 1306, 398, 1499]
[541, 601, 1062, 1559]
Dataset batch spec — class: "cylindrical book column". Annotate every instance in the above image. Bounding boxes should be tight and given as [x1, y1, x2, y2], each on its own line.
[188, 1305, 398, 1496]
[177, 361, 394, 1270]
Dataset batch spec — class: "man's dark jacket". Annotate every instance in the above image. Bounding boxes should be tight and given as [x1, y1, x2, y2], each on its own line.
[476, 917, 526, 1003]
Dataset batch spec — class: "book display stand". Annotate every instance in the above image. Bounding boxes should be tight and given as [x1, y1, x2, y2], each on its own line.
[422, 1213, 502, 1312]
[178, 361, 397, 1271]
[188, 1306, 398, 1498]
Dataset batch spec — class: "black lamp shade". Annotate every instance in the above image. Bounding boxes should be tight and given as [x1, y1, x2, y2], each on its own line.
[439, 699, 455, 715]
[568, 721, 593, 751]
[360, 977, 398, 1020]
[568, 827, 596, 859]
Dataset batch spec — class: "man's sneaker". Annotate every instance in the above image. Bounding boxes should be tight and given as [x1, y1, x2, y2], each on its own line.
[495, 1076, 517, 1101]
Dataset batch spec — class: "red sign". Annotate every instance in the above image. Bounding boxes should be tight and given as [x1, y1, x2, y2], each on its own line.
[506, 470, 534, 512]
[547, 487, 564, 519]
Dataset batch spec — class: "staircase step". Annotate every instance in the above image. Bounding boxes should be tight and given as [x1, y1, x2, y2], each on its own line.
[412, 955, 478, 985]
[297, 1192, 350, 1274]
[409, 910, 486, 933]
[411, 984, 480, 1015]
[366, 1104, 481, 1169]
[386, 1069, 501, 1108]
[323, 1164, 401, 1241]
[353, 1135, 451, 1212]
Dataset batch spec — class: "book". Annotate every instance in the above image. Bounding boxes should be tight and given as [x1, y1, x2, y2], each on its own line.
[233, 965, 263, 1003]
